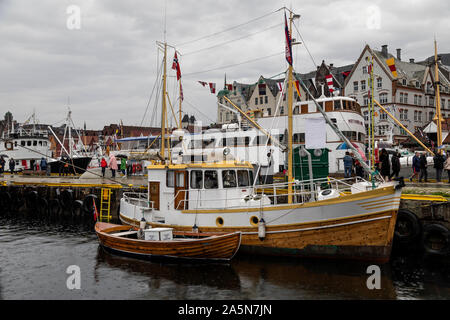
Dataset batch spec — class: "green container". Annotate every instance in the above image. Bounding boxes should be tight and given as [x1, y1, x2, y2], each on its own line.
[293, 147, 329, 181]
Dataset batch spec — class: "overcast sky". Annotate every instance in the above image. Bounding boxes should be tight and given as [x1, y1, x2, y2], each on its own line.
[0, 0, 448, 130]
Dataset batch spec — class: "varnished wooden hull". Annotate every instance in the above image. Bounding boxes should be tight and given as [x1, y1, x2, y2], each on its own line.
[95, 222, 242, 261]
[120, 209, 398, 262]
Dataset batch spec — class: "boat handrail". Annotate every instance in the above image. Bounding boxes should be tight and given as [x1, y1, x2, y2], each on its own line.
[122, 192, 152, 209]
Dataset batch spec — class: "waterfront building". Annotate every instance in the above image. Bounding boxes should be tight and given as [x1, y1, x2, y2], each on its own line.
[343, 45, 450, 145]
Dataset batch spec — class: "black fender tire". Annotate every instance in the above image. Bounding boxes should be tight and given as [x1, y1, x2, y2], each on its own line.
[12, 191, 24, 211]
[48, 199, 62, 217]
[72, 200, 83, 218]
[38, 197, 48, 216]
[421, 224, 450, 256]
[60, 189, 74, 210]
[0, 192, 12, 213]
[25, 190, 39, 210]
[394, 209, 421, 244]
[82, 194, 99, 215]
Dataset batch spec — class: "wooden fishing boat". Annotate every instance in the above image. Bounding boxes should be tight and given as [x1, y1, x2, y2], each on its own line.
[94, 222, 242, 261]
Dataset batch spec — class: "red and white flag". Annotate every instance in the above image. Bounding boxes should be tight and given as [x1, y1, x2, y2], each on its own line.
[180, 83, 184, 101]
[226, 84, 233, 91]
[198, 81, 207, 87]
[277, 82, 283, 91]
[209, 83, 216, 94]
[325, 74, 334, 93]
[172, 52, 181, 80]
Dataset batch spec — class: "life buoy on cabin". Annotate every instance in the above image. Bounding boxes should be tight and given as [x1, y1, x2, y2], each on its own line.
[136, 163, 142, 172]
[421, 224, 450, 256]
[4, 140, 13, 151]
[394, 209, 421, 244]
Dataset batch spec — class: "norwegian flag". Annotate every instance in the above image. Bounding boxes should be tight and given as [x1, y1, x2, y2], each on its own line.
[226, 84, 233, 91]
[284, 12, 293, 66]
[325, 74, 334, 93]
[209, 83, 216, 94]
[172, 52, 181, 81]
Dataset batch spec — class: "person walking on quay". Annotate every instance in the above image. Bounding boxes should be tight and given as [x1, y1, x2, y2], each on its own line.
[390, 151, 401, 180]
[409, 152, 420, 182]
[120, 157, 127, 177]
[343, 151, 353, 178]
[9, 158, 15, 175]
[379, 148, 390, 181]
[109, 154, 118, 178]
[418, 152, 428, 183]
[100, 157, 107, 178]
[433, 151, 445, 183]
[40, 157, 47, 175]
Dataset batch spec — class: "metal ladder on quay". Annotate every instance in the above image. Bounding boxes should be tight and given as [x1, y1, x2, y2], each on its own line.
[100, 188, 112, 222]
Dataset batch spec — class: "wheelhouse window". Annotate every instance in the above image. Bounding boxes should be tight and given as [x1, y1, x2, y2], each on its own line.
[222, 170, 237, 188]
[204, 170, 218, 189]
[27, 141, 31, 146]
[334, 100, 342, 110]
[166, 170, 175, 187]
[21, 141, 25, 146]
[190, 170, 203, 189]
[237, 170, 250, 187]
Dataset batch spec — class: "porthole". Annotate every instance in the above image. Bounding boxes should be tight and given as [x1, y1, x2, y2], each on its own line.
[216, 217, 224, 227]
[250, 216, 259, 227]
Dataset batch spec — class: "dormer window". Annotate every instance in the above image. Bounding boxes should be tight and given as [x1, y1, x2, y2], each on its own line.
[415, 81, 420, 88]
[402, 79, 407, 86]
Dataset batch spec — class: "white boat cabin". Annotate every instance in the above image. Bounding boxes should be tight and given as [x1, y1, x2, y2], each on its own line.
[147, 161, 269, 212]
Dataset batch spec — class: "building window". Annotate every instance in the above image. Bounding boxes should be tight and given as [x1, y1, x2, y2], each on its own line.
[418, 111, 422, 122]
[414, 110, 418, 121]
[279, 107, 283, 115]
[418, 96, 422, 105]
[364, 111, 369, 121]
[377, 78, 382, 89]
[402, 79, 407, 86]
[429, 112, 434, 121]
[265, 96, 268, 104]
[442, 99, 446, 108]
[363, 95, 368, 106]
[268, 108, 272, 116]
[380, 112, 387, 120]
[404, 93, 408, 104]
[379, 93, 388, 104]
[353, 81, 358, 92]
[399, 93, 404, 103]
[258, 84, 266, 95]
[399, 109, 408, 120]
[260, 96, 263, 104]
[362, 66, 367, 74]
[416, 81, 420, 88]
[414, 95, 418, 105]
[361, 80, 366, 91]
[255, 98, 258, 105]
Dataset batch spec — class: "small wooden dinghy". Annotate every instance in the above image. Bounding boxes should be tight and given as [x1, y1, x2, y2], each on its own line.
[95, 222, 242, 261]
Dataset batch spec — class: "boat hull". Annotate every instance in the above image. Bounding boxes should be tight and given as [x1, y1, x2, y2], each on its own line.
[119, 185, 402, 262]
[49, 157, 92, 174]
[95, 222, 242, 261]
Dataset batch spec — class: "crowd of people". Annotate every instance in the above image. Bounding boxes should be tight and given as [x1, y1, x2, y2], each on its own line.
[343, 148, 450, 183]
[100, 154, 132, 179]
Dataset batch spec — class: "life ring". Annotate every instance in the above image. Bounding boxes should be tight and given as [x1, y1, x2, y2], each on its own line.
[4, 140, 13, 151]
[48, 199, 62, 217]
[60, 189, 74, 210]
[136, 163, 142, 172]
[38, 197, 49, 216]
[82, 194, 98, 215]
[394, 209, 421, 244]
[421, 224, 450, 256]
[72, 200, 83, 218]
[12, 191, 24, 211]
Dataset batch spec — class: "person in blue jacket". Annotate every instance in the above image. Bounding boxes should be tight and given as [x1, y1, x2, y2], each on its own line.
[409, 152, 420, 182]
[343, 152, 353, 178]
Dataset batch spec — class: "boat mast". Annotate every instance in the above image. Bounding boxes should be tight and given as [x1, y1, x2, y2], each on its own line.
[160, 42, 168, 161]
[434, 39, 443, 154]
[287, 10, 294, 204]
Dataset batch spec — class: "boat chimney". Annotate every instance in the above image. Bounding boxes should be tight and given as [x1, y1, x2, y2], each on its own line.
[396, 48, 401, 61]
[381, 45, 388, 58]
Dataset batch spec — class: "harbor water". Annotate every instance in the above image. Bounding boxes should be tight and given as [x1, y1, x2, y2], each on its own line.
[1, 215, 449, 300]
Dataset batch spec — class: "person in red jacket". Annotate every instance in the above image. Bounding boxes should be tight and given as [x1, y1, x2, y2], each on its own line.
[100, 157, 107, 178]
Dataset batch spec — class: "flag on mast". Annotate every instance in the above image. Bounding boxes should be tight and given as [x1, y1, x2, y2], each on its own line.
[284, 12, 293, 66]
[209, 83, 216, 94]
[385, 58, 398, 77]
[325, 74, 334, 93]
[294, 80, 302, 97]
[172, 52, 181, 80]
